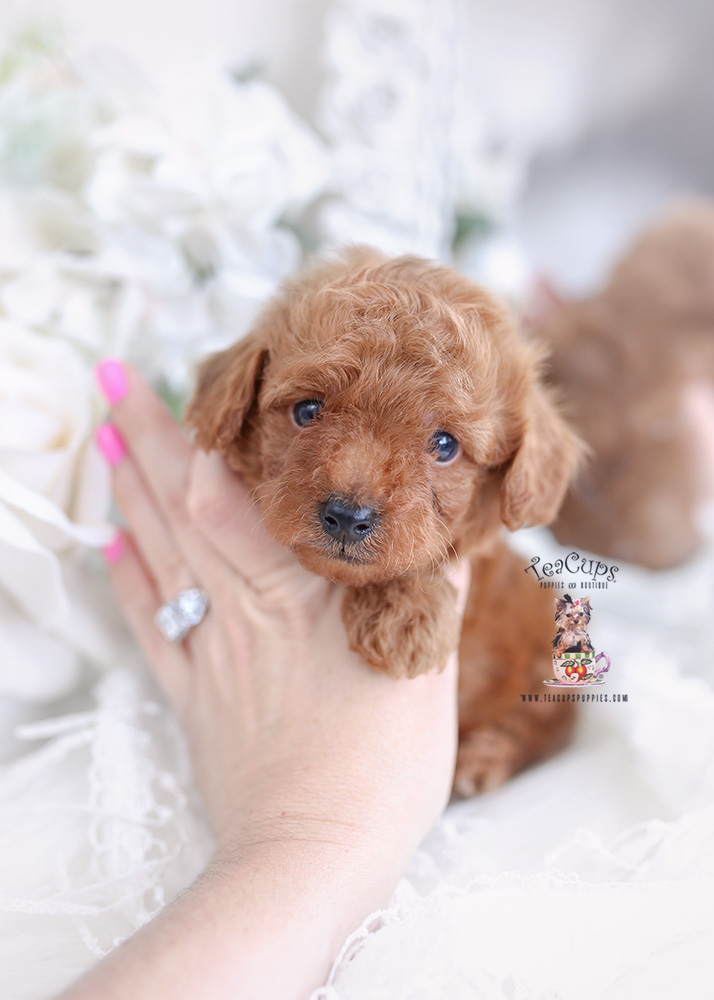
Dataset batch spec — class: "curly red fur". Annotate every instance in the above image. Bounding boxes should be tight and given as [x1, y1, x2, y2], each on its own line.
[187, 247, 581, 791]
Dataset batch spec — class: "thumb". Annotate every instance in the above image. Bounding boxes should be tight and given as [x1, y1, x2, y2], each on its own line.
[188, 450, 292, 579]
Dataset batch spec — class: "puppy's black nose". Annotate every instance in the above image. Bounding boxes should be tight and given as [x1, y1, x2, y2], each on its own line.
[320, 497, 378, 544]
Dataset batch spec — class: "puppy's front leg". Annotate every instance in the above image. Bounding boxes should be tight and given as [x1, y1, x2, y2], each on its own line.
[341, 574, 460, 678]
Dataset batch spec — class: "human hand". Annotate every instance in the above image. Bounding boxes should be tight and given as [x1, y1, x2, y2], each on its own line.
[62, 358, 471, 1000]
[96, 359, 469, 866]
[91, 360, 470, 998]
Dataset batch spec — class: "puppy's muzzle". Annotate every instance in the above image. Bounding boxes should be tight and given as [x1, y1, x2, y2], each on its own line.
[319, 496, 379, 545]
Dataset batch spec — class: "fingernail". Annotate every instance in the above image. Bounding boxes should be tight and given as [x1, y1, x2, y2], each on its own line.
[96, 423, 127, 466]
[102, 532, 124, 564]
[95, 358, 128, 405]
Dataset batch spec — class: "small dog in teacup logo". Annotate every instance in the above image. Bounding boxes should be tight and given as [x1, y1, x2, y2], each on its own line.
[544, 595, 611, 687]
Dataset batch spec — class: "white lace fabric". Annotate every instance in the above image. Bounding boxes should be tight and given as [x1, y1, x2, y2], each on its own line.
[0, 525, 712, 998]
[317, 0, 460, 259]
[0, 666, 212, 997]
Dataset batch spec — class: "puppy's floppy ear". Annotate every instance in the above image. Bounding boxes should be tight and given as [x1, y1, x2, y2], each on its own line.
[186, 334, 267, 452]
[555, 595, 571, 616]
[502, 385, 581, 531]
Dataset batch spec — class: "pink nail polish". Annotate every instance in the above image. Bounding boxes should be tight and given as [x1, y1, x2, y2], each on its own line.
[95, 358, 128, 405]
[102, 532, 124, 564]
[96, 423, 127, 466]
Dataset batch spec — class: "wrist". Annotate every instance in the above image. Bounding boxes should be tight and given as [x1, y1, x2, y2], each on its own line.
[60, 833, 384, 1000]
[213, 813, 361, 863]
[205, 834, 392, 968]
[211, 813, 386, 898]
[208, 766, 395, 864]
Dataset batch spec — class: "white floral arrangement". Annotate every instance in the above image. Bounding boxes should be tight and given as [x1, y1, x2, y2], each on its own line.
[0, 25, 330, 979]
[0, 22, 328, 716]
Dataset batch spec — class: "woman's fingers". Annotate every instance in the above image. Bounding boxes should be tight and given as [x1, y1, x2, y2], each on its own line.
[95, 359, 231, 592]
[98, 423, 197, 602]
[96, 360, 192, 518]
[103, 531, 189, 711]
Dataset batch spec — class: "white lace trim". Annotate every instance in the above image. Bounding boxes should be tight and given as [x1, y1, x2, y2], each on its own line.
[0, 666, 211, 971]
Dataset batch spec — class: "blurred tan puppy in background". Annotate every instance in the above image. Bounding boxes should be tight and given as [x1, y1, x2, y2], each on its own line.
[540, 202, 714, 569]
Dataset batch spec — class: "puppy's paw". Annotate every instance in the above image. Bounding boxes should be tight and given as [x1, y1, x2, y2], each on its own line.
[342, 575, 459, 678]
[453, 728, 523, 797]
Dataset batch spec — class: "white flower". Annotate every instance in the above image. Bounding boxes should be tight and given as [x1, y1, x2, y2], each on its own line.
[88, 75, 328, 234]
[80, 74, 328, 386]
[0, 51, 329, 391]
[0, 319, 112, 628]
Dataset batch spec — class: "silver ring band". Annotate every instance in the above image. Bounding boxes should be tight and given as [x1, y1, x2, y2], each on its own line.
[155, 588, 209, 642]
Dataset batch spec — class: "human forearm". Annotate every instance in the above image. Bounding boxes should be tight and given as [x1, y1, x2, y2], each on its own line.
[57, 838, 389, 1000]
[73, 365, 465, 1000]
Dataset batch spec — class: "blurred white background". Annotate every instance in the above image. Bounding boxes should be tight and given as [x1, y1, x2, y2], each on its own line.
[2, 0, 712, 291]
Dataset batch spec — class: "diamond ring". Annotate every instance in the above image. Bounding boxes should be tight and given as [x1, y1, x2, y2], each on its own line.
[155, 588, 209, 642]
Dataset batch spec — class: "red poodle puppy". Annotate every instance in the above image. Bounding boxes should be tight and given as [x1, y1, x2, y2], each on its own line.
[188, 247, 581, 794]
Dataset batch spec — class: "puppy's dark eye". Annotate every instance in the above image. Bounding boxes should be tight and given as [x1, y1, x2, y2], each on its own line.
[292, 399, 324, 427]
[429, 430, 460, 463]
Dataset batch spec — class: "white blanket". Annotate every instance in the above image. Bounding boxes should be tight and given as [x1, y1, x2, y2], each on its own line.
[1, 525, 712, 999]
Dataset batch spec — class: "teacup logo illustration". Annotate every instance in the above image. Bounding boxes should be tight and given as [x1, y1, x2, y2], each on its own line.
[544, 595, 611, 687]
[547, 650, 611, 686]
